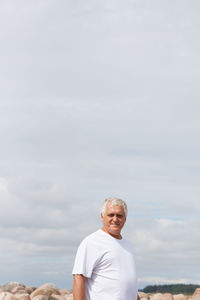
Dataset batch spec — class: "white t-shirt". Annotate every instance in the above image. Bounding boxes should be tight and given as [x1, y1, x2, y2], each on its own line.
[72, 229, 138, 300]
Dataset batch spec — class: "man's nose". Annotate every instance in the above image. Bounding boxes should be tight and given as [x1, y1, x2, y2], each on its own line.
[113, 215, 118, 222]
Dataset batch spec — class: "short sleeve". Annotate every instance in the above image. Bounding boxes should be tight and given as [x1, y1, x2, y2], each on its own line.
[72, 238, 100, 278]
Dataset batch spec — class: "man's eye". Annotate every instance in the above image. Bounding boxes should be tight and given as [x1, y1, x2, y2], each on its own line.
[108, 214, 114, 217]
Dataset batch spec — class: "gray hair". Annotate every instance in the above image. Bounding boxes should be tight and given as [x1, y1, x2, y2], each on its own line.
[101, 197, 128, 217]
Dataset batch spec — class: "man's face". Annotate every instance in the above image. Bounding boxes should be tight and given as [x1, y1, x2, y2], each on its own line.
[101, 204, 126, 239]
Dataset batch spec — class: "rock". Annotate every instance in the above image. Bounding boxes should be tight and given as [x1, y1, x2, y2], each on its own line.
[0, 284, 74, 300]
[12, 288, 26, 295]
[191, 297, 200, 300]
[18, 296, 30, 300]
[30, 288, 60, 300]
[37, 286, 56, 291]
[63, 295, 72, 300]
[190, 290, 200, 300]
[25, 288, 36, 295]
[31, 296, 49, 300]
[49, 295, 65, 300]
[0, 292, 11, 300]
[174, 294, 187, 300]
[139, 292, 150, 300]
[48, 292, 60, 297]
[194, 290, 200, 297]
[65, 295, 73, 300]
[30, 284, 60, 300]
[59, 291, 71, 296]
[164, 294, 174, 300]
[4, 294, 18, 300]
[1, 284, 25, 293]
[151, 293, 174, 300]
[48, 292, 59, 297]
[30, 290, 50, 300]
[14, 294, 29, 299]
[151, 293, 164, 300]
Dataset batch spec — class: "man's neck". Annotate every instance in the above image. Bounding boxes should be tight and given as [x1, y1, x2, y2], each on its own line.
[101, 227, 122, 240]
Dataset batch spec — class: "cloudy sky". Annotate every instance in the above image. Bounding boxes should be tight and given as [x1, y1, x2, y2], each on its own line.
[0, 0, 200, 290]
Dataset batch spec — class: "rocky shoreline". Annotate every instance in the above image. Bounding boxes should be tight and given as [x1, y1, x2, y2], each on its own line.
[0, 283, 72, 300]
[138, 288, 200, 300]
[0, 282, 199, 300]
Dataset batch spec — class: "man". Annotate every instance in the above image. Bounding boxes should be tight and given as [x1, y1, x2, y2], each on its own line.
[72, 197, 138, 300]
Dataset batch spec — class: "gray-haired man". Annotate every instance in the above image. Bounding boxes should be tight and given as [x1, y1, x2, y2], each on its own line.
[72, 197, 138, 300]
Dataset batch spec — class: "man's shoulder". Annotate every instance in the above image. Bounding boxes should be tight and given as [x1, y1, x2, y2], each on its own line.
[81, 229, 101, 244]
[121, 237, 135, 254]
[122, 236, 132, 245]
[82, 229, 103, 243]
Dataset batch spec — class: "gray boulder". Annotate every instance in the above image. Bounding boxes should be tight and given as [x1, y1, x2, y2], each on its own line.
[139, 292, 150, 300]
[59, 291, 71, 296]
[18, 296, 30, 300]
[4, 294, 18, 300]
[194, 290, 200, 297]
[37, 286, 55, 291]
[30, 289, 57, 300]
[25, 288, 36, 295]
[0, 292, 11, 300]
[1, 284, 25, 293]
[151, 293, 174, 300]
[50, 295, 65, 300]
[174, 294, 187, 300]
[31, 295, 49, 300]
[65, 295, 73, 300]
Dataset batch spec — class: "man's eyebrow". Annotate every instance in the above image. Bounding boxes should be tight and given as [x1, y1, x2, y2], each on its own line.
[107, 213, 123, 216]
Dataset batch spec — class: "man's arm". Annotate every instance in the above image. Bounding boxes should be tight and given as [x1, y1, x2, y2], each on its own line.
[73, 274, 87, 300]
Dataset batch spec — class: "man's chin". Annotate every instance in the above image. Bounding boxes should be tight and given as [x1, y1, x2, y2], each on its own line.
[110, 229, 121, 235]
[111, 226, 120, 231]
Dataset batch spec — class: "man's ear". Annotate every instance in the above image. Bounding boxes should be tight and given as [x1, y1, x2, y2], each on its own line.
[100, 213, 103, 221]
